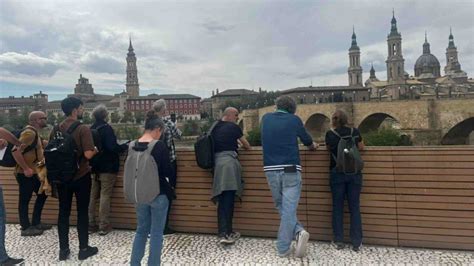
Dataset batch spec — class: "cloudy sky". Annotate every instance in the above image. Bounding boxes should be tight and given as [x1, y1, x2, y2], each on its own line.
[0, 0, 473, 100]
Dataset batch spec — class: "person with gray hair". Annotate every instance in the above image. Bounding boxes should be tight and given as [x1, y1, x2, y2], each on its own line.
[261, 95, 317, 258]
[88, 104, 128, 236]
[152, 99, 182, 235]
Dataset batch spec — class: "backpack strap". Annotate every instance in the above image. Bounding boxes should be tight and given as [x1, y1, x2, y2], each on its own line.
[67, 121, 82, 134]
[330, 128, 341, 138]
[21, 126, 38, 154]
[145, 140, 160, 155]
[207, 121, 219, 135]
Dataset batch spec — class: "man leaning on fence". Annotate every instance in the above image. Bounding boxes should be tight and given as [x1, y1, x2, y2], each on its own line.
[261, 96, 318, 258]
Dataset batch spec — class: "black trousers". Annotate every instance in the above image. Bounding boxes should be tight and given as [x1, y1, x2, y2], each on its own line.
[217, 190, 236, 237]
[57, 174, 91, 250]
[164, 160, 177, 231]
[16, 174, 47, 230]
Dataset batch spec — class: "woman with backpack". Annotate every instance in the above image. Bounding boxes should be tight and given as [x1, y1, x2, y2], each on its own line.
[124, 111, 175, 266]
[325, 110, 365, 252]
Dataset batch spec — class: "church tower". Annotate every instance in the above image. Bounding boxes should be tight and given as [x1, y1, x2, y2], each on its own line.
[444, 28, 467, 80]
[386, 11, 405, 83]
[348, 27, 363, 87]
[126, 37, 140, 97]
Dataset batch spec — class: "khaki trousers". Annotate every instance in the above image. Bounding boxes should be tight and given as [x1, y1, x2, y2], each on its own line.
[88, 172, 117, 229]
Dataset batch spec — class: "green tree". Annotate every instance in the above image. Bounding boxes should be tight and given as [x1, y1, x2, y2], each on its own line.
[116, 125, 141, 140]
[81, 111, 93, 124]
[46, 112, 57, 126]
[246, 127, 261, 146]
[364, 128, 412, 146]
[183, 120, 200, 136]
[122, 110, 133, 124]
[134, 111, 145, 125]
[110, 111, 121, 124]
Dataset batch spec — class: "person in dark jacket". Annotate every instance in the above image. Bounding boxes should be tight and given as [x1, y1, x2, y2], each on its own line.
[325, 110, 365, 252]
[88, 104, 128, 235]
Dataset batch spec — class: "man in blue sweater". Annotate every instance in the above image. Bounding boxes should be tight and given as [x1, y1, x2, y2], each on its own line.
[261, 96, 318, 258]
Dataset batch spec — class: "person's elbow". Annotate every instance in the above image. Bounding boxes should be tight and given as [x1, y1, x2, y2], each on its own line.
[84, 150, 97, 160]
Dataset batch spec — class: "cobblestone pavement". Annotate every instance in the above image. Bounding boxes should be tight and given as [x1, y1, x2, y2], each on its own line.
[4, 224, 474, 265]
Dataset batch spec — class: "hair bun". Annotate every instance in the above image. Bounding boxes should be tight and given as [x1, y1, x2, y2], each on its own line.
[146, 110, 158, 121]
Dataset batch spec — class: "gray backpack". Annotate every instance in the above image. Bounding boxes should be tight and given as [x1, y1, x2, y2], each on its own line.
[123, 140, 160, 204]
[331, 128, 364, 175]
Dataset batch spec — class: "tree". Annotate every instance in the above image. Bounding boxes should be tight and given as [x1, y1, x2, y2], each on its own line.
[46, 112, 57, 126]
[110, 111, 121, 124]
[364, 128, 412, 146]
[121, 110, 133, 124]
[82, 111, 93, 125]
[246, 127, 261, 146]
[134, 111, 145, 125]
[183, 120, 200, 136]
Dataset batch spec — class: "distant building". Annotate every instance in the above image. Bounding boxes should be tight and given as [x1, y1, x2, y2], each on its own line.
[210, 88, 259, 118]
[0, 91, 48, 115]
[200, 98, 212, 117]
[127, 93, 201, 120]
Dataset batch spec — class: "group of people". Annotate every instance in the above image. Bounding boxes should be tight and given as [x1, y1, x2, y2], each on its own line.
[0, 96, 182, 265]
[0, 94, 364, 265]
[209, 95, 364, 259]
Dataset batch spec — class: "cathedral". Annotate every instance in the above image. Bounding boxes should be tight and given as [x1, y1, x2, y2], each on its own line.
[365, 12, 473, 100]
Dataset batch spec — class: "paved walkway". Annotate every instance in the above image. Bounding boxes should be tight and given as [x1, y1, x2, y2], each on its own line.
[4, 224, 474, 265]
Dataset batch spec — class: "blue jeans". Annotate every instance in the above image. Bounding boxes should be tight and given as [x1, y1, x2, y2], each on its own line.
[130, 194, 169, 266]
[265, 170, 304, 254]
[330, 169, 363, 247]
[0, 187, 8, 262]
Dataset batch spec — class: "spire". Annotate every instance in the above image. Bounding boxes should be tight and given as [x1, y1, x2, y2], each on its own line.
[448, 27, 456, 48]
[370, 63, 376, 78]
[423, 31, 430, 54]
[350, 26, 359, 50]
[128, 36, 134, 52]
[389, 9, 399, 36]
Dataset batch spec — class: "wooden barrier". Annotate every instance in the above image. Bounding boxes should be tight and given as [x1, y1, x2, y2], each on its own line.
[0, 146, 473, 251]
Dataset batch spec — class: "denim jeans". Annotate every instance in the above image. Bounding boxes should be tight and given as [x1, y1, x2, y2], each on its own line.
[330, 169, 363, 247]
[0, 187, 8, 262]
[265, 170, 304, 254]
[131, 194, 169, 266]
[217, 190, 236, 236]
[16, 174, 48, 230]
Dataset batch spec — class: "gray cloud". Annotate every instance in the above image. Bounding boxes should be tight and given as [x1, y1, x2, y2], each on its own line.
[200, 20, 235, 35]
[0, 52, 66, 76]
[79, 52, 123, 74]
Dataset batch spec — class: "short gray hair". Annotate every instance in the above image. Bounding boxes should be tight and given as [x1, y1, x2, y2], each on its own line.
[152, 99, 167, 113]
[92, 104, 108, 121]
[275, 96, 297, 114]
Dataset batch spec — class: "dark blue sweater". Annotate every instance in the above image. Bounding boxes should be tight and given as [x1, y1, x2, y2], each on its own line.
[261, 111, 313, 172]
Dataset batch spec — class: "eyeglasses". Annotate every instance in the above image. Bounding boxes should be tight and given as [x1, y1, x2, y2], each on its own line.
[39, 117, 47, 120]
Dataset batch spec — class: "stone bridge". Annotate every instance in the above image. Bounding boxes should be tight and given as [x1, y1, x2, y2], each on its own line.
[241, 98, 474, 145]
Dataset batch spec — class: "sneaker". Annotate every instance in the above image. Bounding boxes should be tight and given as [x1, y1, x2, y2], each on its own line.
[78, 246, 98, 261]
[332, 241, 345, 250]
[219, 235, 235, 245]
[21, 226, 43, 236]
[352, 244, 362, 252]
[295, 229, 310, 258]
[88, 224, 98, 234]
[35, 223, 52, 231]
[278, 244, 295, 258]
[59, 248, 70, 261]
[228, 231, 241, 241]
[1, 257, 24, 265]
[98, 225, 112, 236]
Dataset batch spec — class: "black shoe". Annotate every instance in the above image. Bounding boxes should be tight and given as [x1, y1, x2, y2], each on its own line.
[59, 248, 70, 261]
[78, 246, 98, 261]
[21, 226, 43, 236]
[35, 223, 53, 231]
[352, 244, 362, 252]
[332, 241, 345, 250]
[1, 257, 24, 265]
[163, 227, 176, 235]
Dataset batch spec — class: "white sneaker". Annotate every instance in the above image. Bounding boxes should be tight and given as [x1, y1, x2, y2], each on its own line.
[295, 230, 310, 258]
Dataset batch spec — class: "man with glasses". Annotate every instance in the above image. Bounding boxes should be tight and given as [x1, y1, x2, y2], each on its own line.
[12, 111, 52, 237]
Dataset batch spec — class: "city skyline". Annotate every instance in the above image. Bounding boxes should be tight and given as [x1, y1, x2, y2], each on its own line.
[0, 0, 473, 100]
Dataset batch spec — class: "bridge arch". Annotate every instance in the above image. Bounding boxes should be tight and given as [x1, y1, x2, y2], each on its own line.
[305, 113, 330, 141]
[441, 117, 474, 145]
[358, 113, 401, 134]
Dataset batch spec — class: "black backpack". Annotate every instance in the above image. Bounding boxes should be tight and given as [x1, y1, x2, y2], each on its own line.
[0, 127, 38, 167]
[89, 124, 108, 172]
[194, 121, 218, 169]
[331, 128, 364, 175]
[44, 121, 81, 184]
